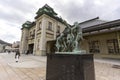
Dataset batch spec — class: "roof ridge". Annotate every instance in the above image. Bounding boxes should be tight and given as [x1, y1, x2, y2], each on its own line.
[79, 17, 99, 24]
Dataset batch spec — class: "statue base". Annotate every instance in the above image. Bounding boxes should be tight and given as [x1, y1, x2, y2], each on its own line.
[46, 53, 95, 80]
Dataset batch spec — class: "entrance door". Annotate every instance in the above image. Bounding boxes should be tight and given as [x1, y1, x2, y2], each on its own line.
[28, 44, 34, 54]
[47, 41, 56, 54]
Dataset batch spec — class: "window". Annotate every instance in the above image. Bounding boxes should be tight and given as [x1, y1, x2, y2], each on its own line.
[89, 40, 100, 53]
[107, 39, 120, 54]
[38, 22, 41, 30]
[32, 30, 35, 38]
[57, 26, 60, 33]
[29, 31, 32, 37]
[29, 30, 35, 39]
[48, 22, 52, 30]
[33, 30, 35, 34]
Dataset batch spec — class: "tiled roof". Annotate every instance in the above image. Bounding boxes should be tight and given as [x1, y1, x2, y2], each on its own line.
[0, 39, 11, 46]
[82, 19, 120, 33]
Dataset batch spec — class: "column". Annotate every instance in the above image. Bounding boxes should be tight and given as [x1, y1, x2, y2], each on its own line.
[39, 17, 47, 55]
[33, 22, 38, 55]
[20, 29, 28, 54]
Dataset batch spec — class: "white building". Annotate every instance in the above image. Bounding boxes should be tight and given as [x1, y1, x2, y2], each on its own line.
[20, 4, 66, 55]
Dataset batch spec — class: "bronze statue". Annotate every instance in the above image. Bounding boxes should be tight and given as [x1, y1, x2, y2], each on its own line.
[72, 22, 83, 51]
[55, 22, 83, 52]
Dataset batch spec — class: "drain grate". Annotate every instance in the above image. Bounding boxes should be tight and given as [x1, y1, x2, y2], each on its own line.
[112, 65, 120, 69]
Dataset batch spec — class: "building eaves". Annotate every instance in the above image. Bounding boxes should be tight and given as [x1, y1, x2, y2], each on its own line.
[35, 11, 67, 25]
[82, 19, 120, 33]
[35, 4, 67, 25]
[21, 21, 36, 30]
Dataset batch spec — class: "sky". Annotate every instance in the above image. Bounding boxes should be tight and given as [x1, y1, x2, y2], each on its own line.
[0, 0, 120, 43]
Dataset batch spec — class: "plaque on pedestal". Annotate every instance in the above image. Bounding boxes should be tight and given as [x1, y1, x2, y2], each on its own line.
[46, 53, 95, 80]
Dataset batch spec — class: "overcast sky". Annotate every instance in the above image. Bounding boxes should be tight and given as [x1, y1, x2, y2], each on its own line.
[0, 0, 120, 43]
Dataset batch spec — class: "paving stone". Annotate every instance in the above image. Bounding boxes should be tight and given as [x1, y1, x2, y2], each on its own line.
[0, 53, 119, 80]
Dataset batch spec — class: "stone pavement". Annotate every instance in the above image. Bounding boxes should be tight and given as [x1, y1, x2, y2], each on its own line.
[94, 61, 120, 80]
[0, 53, 46, 80]
[0, 52, 120, 80]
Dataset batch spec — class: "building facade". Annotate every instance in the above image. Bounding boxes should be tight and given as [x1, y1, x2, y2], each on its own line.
[20, 4, 120, 58]
[81, 17, 120, 59]
[20, 4, 66, 55]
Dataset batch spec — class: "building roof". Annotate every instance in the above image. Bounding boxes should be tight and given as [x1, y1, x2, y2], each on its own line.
[36, 4, 57, 17]
[61, 17, 120, 36]
[79, 17, 99, 24]
[82, 19, 120, 33]
[79, 17, 106, 28]
[0, 39, 11, 46]
[35, 4, 67, 25]
[22, 4, 68, 29]
[21, 21, 36, 29]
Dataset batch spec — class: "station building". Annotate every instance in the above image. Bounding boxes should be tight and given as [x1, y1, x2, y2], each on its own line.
[20, 4, 120, 58]
[20, 4, 66, 55]
[81, 17, 120, 59]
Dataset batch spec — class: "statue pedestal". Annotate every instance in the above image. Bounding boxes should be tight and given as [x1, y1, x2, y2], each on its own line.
[55, 50, 86, 54]
[46, 53, 95, 80]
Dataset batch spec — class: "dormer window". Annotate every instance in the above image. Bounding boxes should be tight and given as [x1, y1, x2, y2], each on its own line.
[44, 8, 48, 12]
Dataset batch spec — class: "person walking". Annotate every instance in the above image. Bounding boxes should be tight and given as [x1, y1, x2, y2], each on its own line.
[15, 49, 20, 63]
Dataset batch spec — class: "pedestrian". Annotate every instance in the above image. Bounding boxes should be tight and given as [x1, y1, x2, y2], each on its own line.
[15, 49, 20, 63]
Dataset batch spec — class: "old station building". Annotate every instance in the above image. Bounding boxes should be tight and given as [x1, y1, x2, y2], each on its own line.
[81, 17, 120, 59]
[20, 4, 66, 55]
[20, 4, 120, 59]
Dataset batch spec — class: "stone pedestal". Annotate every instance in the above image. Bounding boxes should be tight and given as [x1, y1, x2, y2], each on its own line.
[46, 53, 95, 80]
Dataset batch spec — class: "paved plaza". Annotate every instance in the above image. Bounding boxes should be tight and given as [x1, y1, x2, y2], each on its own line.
[0, 53, 119, 80]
